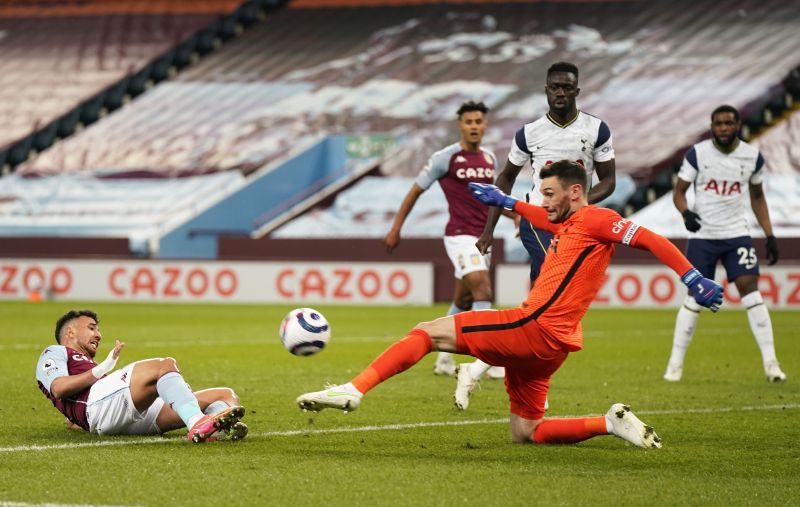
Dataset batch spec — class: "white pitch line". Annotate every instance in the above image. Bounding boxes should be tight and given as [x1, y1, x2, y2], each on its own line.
[1, 403, 797, 455]
[0, 503, 139, 507]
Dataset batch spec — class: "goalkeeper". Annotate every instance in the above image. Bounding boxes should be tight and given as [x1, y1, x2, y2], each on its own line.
[297, 160, 723, 447]
[36, 309, 247, 443]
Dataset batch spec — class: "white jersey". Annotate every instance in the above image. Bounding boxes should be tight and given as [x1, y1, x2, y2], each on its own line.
[508, 110, 614, 205]
[677, 139, 765, 239]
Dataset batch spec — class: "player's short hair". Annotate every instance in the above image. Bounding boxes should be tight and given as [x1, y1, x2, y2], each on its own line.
[456, 100, 489, 118]
[711, 104, 740, 122]
[547, 61, 579, 81]
[539, 160, 588, 191]
[55, 309, 98, 343]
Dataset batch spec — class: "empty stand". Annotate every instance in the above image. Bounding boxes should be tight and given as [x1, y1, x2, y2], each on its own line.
[3, 0, 799, 257]
[15, 0, 799, 182]
[0, 2, 237, 151]
[753, 110, 800, 175]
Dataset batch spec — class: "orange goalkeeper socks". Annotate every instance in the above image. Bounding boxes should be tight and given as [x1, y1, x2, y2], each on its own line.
[351, 329, 433, 394]
[532, 416, 609, 444]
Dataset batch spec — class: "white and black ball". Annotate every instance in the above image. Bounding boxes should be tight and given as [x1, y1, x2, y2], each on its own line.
[279, 307, 331, 356]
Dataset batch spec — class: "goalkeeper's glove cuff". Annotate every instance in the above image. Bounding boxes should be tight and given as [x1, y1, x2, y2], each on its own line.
[502, 196, 518, 210]
[681, 268, 702, 288]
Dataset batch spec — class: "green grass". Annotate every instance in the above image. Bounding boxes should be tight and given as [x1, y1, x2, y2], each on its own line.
[1, 301, 798, 506]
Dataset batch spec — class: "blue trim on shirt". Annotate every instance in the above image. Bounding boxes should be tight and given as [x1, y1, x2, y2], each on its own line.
[515, 128, 531, 154]
[597, 121, 611, 146]
[755, 152, 764, 173]
[685, 147, 698, 170]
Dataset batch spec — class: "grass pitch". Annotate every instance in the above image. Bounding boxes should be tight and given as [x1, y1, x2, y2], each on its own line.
[1, 301, 797, 506]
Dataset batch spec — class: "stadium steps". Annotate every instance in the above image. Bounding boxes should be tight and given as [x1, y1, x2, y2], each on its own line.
[0, 0, 288, 175]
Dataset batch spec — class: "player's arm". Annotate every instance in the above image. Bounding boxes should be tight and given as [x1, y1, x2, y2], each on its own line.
[631, 227, 723, 310]
[588, 121, 616, 204]
[383, 183, 425, 254]
[588, 159, 615, 204]
[468, 183, 558, 233]
[674, 147, 702, 231]
[586, 210, 723, 311]
[749, 181, 778, 265]
[49, 340, 125, 399]
[49, 370, 101, 400]
[476, 159, 524, 254]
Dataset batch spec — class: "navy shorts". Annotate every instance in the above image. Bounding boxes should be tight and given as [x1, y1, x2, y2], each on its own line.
[686, 236, 760, 282]
[519, 216, 554, 283]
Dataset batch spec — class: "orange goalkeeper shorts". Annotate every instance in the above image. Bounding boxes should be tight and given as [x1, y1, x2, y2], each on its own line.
[454, 307, 569, 420]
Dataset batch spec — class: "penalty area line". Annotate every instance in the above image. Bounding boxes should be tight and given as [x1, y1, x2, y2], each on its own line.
[1, 403, 797, 454]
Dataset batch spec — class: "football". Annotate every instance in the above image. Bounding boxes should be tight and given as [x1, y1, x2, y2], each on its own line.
[279, 307, 331, 356]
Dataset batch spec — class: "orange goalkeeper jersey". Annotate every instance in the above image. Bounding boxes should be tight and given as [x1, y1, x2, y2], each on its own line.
[513, 203, 644, 351]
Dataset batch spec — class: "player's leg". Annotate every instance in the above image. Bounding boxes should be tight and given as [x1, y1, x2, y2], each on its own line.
[497, 346, 640, 446]
[433, 280, 471, 376]
[436, 236, 492, 376]
[454, 308, 556, 410]
[154, 387, 241, 430]
[665, 239, 716, 381]
[723, 238, 786, 382]
[296, 315, 457, 412]
[452, 235, 504, 382]
[128, 358, 243, 443]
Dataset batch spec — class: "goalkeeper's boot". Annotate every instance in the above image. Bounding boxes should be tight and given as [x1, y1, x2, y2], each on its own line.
[433, 353, 457, 377]
[764, 360, 787, 383]
[485, 366, 505, 379]
[663, 364, 683, 382]
[453, 364, 480, 410]
[187, 405, 245, 444]
[606, 403, 662, 449]
[296, 384, 362, 413]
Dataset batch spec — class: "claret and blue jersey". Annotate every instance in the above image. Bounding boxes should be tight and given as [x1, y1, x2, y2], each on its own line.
[415, 142, 498, 237]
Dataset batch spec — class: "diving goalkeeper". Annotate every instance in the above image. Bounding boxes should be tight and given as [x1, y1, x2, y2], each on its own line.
[297, 160, 723, 447]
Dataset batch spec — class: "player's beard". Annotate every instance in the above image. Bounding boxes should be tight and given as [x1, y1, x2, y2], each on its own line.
[713, 131, 738, 148]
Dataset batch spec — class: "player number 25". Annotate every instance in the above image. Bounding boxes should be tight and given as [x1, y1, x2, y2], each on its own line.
[737, 247, 757, 269]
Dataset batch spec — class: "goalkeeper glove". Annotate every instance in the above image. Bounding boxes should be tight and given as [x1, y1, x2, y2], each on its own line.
[681, 268, 724, 312]
[765, 235, 779, 265]
[468, 183, 518, 210]
[682, 210, 702, 232]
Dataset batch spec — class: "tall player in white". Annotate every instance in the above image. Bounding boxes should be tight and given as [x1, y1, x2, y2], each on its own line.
[665, 105, 786, 382]
[455, 62, 617, 409]
[384, 101, 500, 377]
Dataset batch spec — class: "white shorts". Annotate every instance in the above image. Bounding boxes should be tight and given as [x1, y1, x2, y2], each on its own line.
[444, 235, 490, 279]
[86, 363, 164, 436]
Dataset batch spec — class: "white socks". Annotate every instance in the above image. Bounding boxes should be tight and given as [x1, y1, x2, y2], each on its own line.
[669, 291, 779, 371]
[741, 291, 777, 365]
[667, 296, 702, 368]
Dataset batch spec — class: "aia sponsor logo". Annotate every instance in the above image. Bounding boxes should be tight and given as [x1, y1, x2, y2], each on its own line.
[703, 179, 742, 195]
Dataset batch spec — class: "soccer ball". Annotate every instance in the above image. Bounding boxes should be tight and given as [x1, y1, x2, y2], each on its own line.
[279, 307, 331, 356]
